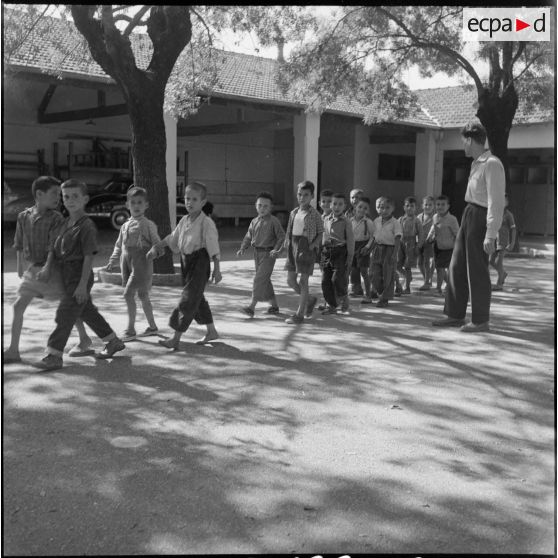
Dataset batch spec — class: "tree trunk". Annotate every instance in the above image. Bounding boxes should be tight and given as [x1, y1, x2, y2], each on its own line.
[476, 85, 519, 195]
[128, 83, 175, 274]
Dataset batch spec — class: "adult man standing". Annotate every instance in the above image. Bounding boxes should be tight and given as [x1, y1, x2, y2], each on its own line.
[432, 120, 506, 332]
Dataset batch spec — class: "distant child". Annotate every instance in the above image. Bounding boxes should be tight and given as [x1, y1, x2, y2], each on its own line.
[3, 176, 93, 364]
[345, 188, 364, 219]
[370, 196, 402, 307]
[317, 189, 334, 310]
[321, 193, 354, 315]
[346, 189, 364, 299]
[237, 191, 285, 316]
[350, 196, 375, 303]
[426, 194, 459, 294]
[103, 186, 160, 341]
[397, 196, 423, 294]
[38, 179, 125, 370]
[283, 180, 324, 324]
[417, 195, 436, 291]
[147, 182, 221, 349]
[490, 193, 516, 290]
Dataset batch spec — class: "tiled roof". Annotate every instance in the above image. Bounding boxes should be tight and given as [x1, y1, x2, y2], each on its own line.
[6, 12, 552, 128]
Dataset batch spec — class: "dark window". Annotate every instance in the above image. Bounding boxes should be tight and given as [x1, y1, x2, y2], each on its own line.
[378, 153, 415, 181]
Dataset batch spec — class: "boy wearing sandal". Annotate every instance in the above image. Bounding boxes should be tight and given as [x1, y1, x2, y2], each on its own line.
[3, 176, 93, 364]
[237, 191, 285, 318]
[283, 180, 324, 324]
[147, 182, 221, 350]
[103, 186, 160, 341]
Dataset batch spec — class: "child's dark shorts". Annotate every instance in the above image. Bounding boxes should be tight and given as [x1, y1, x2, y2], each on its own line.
[284, 235, 316, 276]
[398, 237, 418, 268]
[419, 242, 434, 259]
[434, 246, 453, 268]
[352, 240, 371, 268]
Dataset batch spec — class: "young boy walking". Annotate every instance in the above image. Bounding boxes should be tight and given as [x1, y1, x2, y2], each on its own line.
[237, 191, 285, 317]
[103, 186, 160, 340]
[283, 180, 324, 324]
[426, 194, 460, 294]
[397, 196, 423, 294]
[321, 193, 354, 315]
[350, 196, 375, 303]
[147, 182, 221, 349]
[4, 176, 92, 364]
[346, 188, 364, 295]
[38, 179, 125, 371]
[370, 196, 402, 308]
[490, 194, 516, 290]
[417, 195, 436, 291]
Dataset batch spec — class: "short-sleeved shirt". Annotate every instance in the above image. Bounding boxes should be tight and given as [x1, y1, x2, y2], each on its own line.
[240, 214, 285, 251]
[372, 216, 403, 246]
[323, 213, 354, 250]
[399, 215, 423, 240]
[497, 208, 516, 249]
[430, 212, 459, 250]
[285, 206, 324, 244]
[53, 214, 98, 262]
[13, 206, 65, 265]
[108, 215, 160, 267]
[351, 216, 375, 242]
[165, 211, 220, 259]
[417, 212, 434, 243]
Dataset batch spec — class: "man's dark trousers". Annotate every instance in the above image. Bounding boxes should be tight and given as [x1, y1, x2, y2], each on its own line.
[444, 203, 491, 324]
[321, 245, 348, 308]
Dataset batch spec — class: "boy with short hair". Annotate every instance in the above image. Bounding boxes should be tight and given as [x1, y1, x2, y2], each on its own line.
[237, 191, 285, 317]
[319, 189, 333, 219]
[397, 196, 423, 294]
[370, 196, 402, 308]
[38, 179, 125, 371]
[103, 186, 160, 340]
[490, 193, 516, 290]
[147, 182, 221, 349]
[283, 180, 324, 324]
[426, 194, 460, 294]
[346, 188, 365, 294]
[417, 195, 436, 291]
[321, 193, 355, 315]
[350, 196, 375, 303]
[3, 176, 92, 364]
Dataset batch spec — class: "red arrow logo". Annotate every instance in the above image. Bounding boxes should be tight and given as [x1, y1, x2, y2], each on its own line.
[516, 18, 530, 31]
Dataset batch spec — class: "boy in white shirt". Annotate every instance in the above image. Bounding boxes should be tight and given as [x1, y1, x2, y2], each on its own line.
[147, 182, 221, 349]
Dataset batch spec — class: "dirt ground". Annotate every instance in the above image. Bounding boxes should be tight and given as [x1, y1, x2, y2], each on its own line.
[1, 233, 555, 555]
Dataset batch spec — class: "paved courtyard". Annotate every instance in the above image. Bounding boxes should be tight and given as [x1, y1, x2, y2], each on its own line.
[2, 250, 555, 555]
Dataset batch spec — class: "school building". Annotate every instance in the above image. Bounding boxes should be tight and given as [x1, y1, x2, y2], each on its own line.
[3, 19, 554, 235]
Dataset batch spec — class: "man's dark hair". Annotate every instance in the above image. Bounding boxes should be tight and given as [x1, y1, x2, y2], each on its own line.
[461, 120, 487, 145]
[31, 176, 61, 198]
[297, 180, 315, 195]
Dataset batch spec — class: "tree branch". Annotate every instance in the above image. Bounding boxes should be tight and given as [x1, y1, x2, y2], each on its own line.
[6, 4, 51, 59]
[190, 7, 213, 46]
[123, 6, 151, 37]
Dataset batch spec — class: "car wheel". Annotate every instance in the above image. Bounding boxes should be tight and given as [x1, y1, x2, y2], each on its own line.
[110, 207, 130, 230]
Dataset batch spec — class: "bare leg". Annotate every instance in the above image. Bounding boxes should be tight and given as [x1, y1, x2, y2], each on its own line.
[4, 293, 34, 360]
[197, 322, 219, 344]
[360, 267, 371, 298]
[138, 292, 157, 329]
[159, 329, 182, 350]
[287, 271, 301, 295]
[295, 273, 310, 317]
[124, 292, 137, 333]
[74, 318, 92, 347]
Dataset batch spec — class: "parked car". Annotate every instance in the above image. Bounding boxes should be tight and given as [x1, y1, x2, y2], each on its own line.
[2, 181, 34, 223]
[82, 176, 133, 230]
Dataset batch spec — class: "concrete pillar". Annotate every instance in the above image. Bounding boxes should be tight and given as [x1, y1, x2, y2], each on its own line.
[414, 129, 443, 200]
[353, 124, 372, 195]
[164, 112, 177, 228]
[293, 111, 320, 206]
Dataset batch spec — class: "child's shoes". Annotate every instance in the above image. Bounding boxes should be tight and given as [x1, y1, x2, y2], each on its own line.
[96, 337, 125, 359]
[266, 306, 280, 314]
[240, 306, 255, 318]
[121, 329, 137, 342]
[138, 326, 159, 337]
[68, 339, 95, 357]
[38, 354, 63, 371]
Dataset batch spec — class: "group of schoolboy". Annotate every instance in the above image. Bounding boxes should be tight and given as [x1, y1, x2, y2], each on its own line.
[5, 171, 515, 370]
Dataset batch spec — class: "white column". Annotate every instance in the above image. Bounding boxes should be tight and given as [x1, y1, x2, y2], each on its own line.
[293, 111, 320, 206]
[414, 129, 443, 199]
[164, 112, 177, 228]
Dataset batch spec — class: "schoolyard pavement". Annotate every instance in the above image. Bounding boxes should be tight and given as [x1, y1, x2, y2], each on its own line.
[2, 254, 555, 555]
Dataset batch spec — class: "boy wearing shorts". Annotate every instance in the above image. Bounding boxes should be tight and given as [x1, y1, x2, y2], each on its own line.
[104, 186, 161, 340]
[417, 195, 436, 290]
[283, 180, 324, 324]
[397, 196, 423, 294]
[350, 196, 375, 303]
[4, 176, 92, 364]
[426, 194, 460, 294]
